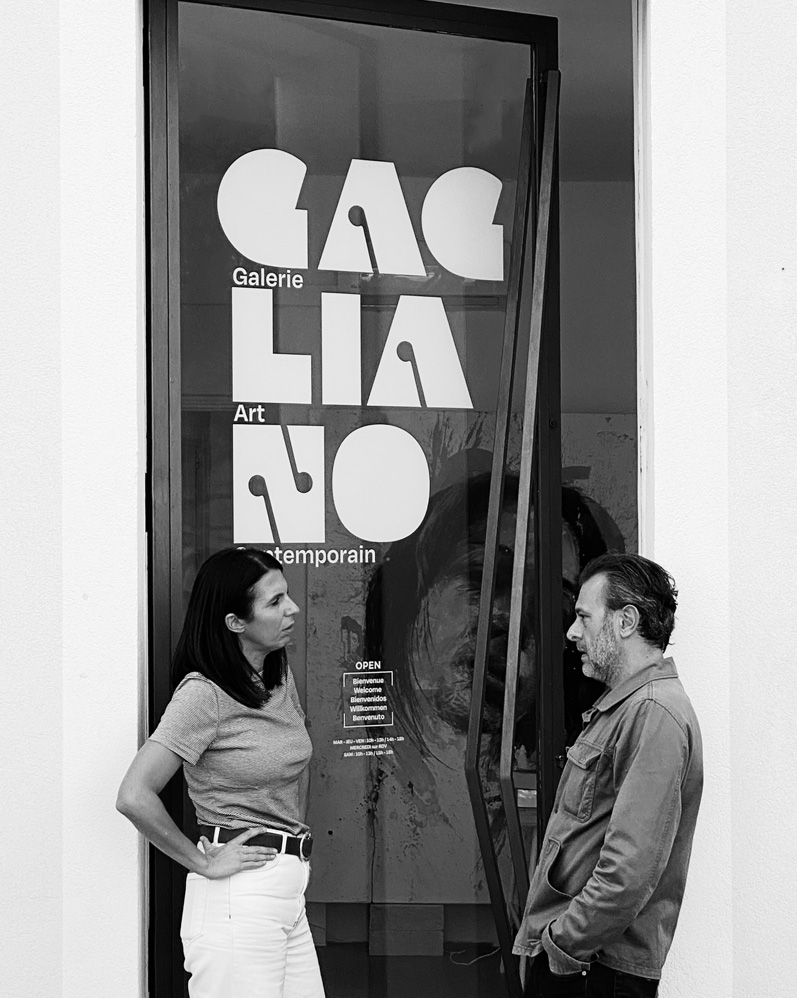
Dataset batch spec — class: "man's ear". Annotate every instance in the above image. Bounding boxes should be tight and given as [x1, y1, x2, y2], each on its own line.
[225, 612, 245, 634]
[617, 604, 640, 638]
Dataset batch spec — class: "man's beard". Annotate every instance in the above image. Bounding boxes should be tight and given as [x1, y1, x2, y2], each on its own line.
[583, 617, 623, 688]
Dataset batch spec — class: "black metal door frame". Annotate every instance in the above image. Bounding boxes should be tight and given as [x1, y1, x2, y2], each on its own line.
[465, 69, 561, 997]
[146, 2, 560, 994]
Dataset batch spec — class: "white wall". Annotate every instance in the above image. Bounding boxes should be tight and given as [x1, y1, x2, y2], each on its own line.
[725, 2, 797, 990]
[640, 1, 797, 995]
[0, 2, 145, 997]
[0, 3, 64, 993]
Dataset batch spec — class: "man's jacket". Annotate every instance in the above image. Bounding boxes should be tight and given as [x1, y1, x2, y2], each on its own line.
[513, 658, 703, 979]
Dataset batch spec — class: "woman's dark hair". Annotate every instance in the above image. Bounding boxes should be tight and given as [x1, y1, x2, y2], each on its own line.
[171, 546, 287, 707]
[580, 552, 678, 651]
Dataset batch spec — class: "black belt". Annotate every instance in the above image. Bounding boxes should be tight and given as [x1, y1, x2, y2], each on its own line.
[199, 825, 313, 860]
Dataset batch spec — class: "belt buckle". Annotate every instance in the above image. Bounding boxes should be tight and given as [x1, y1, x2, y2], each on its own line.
[299, 831, 313, 860]
[272, 829, 289, 854]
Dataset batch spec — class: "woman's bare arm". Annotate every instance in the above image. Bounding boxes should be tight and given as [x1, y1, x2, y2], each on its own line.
[116, 741, 276, 877]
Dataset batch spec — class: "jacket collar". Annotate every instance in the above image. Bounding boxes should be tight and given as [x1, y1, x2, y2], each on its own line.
[583, 656, 678, 722]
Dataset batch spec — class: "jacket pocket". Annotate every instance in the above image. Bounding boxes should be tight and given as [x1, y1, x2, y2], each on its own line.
[516, 838, 573, 951]
[542, 838, 574, 901]
[560, 741, 602, 821]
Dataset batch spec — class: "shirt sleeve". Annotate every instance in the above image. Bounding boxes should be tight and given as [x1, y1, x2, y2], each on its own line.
[543, 698, 688, 973]
[149, 675, 220, 765]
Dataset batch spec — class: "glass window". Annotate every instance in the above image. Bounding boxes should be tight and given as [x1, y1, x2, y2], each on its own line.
[156, 2, 563, 995]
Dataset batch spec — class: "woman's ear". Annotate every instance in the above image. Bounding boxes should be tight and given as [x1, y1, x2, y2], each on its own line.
[225, 612, 245, 634]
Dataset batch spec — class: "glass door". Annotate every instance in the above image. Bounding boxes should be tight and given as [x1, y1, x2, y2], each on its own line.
[148, 3, 560, 996]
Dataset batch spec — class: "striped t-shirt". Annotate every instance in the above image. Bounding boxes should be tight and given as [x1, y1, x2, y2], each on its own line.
[150, 670, 312, 834]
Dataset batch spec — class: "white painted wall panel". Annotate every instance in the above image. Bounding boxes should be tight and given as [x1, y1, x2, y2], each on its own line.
[725, 0, 797, 993]
[0, 3, 63, 995]
[1, 2, 145, 997]
[642, 0, 797, 995]
[642, 1, 735, 994]
[59, 2, 146, 996]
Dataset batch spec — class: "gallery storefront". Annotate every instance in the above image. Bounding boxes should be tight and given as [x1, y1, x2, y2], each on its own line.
[4, 1, 796, 997]
[149, 3, 608, 994]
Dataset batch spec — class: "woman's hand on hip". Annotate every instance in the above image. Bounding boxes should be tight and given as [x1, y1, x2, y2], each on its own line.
[199, 828, 278, 879]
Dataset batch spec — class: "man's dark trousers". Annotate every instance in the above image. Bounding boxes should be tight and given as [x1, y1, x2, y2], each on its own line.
[525, 953, 659, 997]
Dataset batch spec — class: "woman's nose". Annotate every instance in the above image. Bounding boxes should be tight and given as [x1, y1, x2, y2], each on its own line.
[286, 597, 300, 617]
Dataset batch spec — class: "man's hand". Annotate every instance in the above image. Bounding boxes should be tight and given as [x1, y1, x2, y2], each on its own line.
[543, 920, 591, 977]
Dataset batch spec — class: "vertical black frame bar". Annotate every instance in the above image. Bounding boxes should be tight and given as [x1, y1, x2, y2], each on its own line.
[498, 70, 561, 904]
[147, 0, 185, 994]
[147, 3, 559, 995]
[466, 70, 561, 998]
[464, 78, 535, 998]
[535, 71, 565, 836]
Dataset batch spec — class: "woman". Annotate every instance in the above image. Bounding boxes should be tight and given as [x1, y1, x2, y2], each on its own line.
[117, 546, 325, 998]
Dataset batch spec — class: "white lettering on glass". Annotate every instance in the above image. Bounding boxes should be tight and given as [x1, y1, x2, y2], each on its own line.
[318, 160, 426, 276]
[321, 293, 361, 405]
[220, 148, 507, 546]
[233, 425, 325, 543]
[367, 296, 473, 409]
[234, 424, 428, 544]
[232, 288, 311, 404]
[421, 167, 504, 280]
[332, 425, 430, 542]
[217, 150, 308, 268]
[218, 149, 504, 281]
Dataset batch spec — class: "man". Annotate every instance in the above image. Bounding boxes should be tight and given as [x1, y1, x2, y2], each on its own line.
[514, 553, 703, 997]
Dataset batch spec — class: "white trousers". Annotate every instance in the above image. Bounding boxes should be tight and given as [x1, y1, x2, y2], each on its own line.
[180, 852, 325, 998]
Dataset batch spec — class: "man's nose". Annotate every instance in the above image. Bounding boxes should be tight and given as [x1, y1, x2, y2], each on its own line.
[566, 618, 580, 643]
